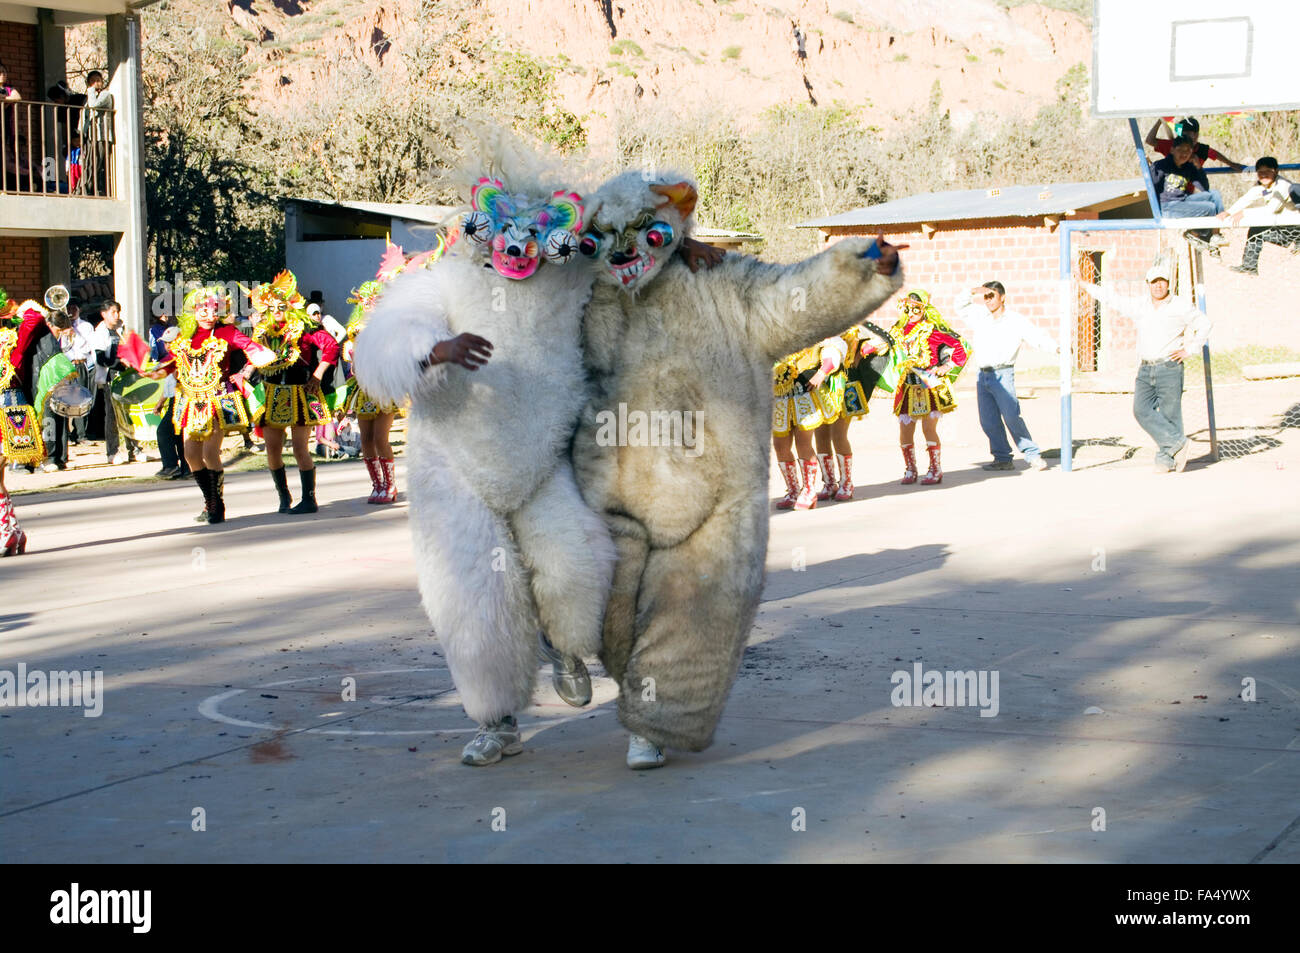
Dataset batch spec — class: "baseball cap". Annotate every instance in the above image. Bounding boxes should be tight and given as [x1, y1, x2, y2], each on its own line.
[1145, 263, 1172, 283]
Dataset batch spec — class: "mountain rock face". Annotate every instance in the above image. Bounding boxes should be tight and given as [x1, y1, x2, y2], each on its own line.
[149, 0, 1090, 138]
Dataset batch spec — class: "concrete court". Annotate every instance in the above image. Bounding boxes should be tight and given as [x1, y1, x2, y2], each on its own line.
[1, 397, 1298, 863]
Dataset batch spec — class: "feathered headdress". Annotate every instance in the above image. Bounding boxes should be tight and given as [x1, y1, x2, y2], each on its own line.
[894, 289, 954, 332]
[0, 287, 16, 325]
[177, 285, 232, 341]
[246, 270, 307, 319]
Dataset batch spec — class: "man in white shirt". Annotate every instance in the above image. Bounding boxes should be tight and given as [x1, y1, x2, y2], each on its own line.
[61, 303, 98, 445]
[89, 299, 140, 464]
[1079, 262, 1212, 473]
[955, 281, 1059, 471]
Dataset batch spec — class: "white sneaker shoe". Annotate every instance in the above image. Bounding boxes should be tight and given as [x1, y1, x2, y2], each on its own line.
[1028, 456, 1048, 471]
[626, 733, 666, 770]
[461, 715, 523, 766]
[110, 450, 129, 465]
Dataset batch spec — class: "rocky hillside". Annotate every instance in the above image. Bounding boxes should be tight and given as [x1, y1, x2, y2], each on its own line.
[210, 0, 1089, 141]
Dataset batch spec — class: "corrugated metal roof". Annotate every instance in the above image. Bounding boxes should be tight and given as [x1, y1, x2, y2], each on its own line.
[287, 197, 458, 227]
[795, 179, 1149, 229]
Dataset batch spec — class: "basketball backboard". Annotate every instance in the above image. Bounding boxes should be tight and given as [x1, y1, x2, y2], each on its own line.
[1092, 0, 1299, 117]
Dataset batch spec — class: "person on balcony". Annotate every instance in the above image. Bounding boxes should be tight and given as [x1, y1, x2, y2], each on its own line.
[78, 71, 113, 196]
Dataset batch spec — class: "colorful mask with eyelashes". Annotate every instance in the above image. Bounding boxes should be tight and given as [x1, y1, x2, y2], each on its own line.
[460, 177, 584, 281]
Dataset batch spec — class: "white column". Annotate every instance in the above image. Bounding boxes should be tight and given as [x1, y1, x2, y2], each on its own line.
[107, 13, 149, 335]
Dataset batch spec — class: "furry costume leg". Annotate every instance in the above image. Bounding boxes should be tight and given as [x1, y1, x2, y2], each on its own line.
[510, 461, 616, 660]
[618, 493, 768, 752]
[597, 518, 651, 686]
[407, 450, 539, 724]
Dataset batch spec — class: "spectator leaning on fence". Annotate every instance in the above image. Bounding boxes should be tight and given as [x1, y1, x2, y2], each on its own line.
[954, 280, 1059, 472]
[79, 70, 113, 195]
[1218, 156, 1300, 276]
[0, 63, 19, 100]
[1077, 262, 1211, 474]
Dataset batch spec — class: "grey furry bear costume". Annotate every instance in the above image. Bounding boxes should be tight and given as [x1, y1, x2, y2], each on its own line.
[573, 173, 903, 751]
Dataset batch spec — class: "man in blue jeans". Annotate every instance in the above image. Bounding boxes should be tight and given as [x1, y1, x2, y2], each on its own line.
[1079, 262, 1212, 472]
[955, 281, 1059, 471]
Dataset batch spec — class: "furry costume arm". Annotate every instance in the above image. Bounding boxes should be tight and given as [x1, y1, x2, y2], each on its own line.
[735, 237, 904, 364]
[352, 267, 458, 405]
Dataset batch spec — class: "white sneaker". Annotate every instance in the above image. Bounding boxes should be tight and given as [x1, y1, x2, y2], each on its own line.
[626, 733, 666, 770]
[110, 450, 129, 465]
[460, 715, 523, 766]
[1028, 457, 1048, 471]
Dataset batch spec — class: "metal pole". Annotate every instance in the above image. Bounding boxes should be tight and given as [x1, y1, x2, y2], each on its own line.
[1129, 118, 1162, 219]
[1190, 247, 1219, 460]
[1058, 226, 1075, 472]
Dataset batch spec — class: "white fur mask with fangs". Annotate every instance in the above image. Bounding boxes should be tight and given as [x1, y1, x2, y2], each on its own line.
[579, 172, 697, 292]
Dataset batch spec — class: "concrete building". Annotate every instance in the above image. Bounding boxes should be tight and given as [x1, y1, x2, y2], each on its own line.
[0, 1, 152, 331]
[284, 197, 455, 320]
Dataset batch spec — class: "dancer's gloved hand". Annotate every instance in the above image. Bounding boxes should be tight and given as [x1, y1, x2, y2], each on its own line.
[679, 237, 725, 272]
[873, 235, 906, 276]
[430, 333, 493, 371]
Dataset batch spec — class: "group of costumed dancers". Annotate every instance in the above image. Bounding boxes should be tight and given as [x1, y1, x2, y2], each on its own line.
[773, 288, 970, 509]
[0, 253, 424, 549]
[5, 135, 976, 775]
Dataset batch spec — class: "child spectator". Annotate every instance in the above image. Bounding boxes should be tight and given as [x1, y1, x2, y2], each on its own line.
[1152, 137, 1226, 251]
[335, 413, 361, 459]
[1219, 156, 1300, 275]
[1145, 116, 1244, 171]
[66, 131, 82, 194]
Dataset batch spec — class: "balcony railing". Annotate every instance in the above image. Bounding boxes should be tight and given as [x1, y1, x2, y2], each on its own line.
[0, 98, 116, 199]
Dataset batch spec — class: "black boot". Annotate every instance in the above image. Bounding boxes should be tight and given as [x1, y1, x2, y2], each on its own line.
[208, 469, 226, 524]
[270, 466, 292, 513]
[288, 468, 318, 514]
[192, 468, 212, 523]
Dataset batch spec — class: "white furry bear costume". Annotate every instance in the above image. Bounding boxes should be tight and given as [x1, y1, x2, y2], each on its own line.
[353, 163, 614, 730]
[573, 172, 903, 752]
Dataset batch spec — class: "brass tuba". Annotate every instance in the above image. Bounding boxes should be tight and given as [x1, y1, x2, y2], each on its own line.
[44, 284, 71, 312]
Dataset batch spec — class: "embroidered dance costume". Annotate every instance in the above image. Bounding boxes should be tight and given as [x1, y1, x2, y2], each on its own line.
[1, 302, 48, 466]
[773, 335, 852, 509]
[887, 290, 970, 485]
[1, 297, 50, 556]
[244, 270, 339, 514]
[156, 287, 276, 524]
[247, 274, 339, 430]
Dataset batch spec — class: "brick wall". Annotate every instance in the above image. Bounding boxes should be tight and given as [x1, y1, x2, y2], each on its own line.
[0, 21, 38, 102]
[1, 238, 44, 303]
[827, 222, 1165, 374]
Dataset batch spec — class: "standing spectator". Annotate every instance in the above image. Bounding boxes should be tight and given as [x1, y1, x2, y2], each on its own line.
[1218, 156, 1300, 275]
[78, 70, 113, 196]
[65, 131, 82, 194]
[1146, 117, 1244, 172]
[1078, 263, 1212, 473]
[955, 281, 1059, 472]
[0, 63, 18, 100]
[90, 299, 140, 464]
[0, 63, 20, 161]
[151, 327, 187, 479]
